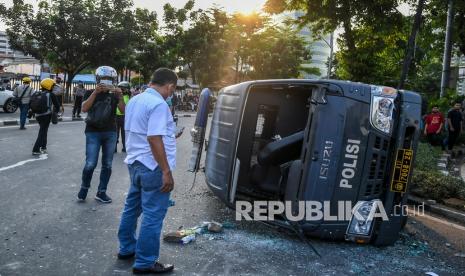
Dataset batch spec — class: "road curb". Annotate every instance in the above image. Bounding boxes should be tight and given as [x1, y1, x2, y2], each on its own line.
[3, 120, 18, 126]
[408, 195, 465, 224]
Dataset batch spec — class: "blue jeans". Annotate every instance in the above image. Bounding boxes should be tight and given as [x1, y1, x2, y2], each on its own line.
[81, 131, 117, 192]
[19, 103, 29, 128]
[118, 161, 170, 269]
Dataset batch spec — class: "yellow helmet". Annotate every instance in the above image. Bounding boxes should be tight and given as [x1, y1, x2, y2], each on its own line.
[40, 78, 56, 91]
[22, 76, 32, 83]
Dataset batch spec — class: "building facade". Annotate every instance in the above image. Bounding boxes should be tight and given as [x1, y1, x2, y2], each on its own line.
[0, 31, 40, 76]
[292, 12, 332, 79]
[452, 55, 465, 95]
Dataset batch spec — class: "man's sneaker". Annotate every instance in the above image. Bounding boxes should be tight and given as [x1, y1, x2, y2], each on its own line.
[77, 115, 82, 118]
[133, 262, 174, 274]
[77, 188, 88, 201]
[32, 151, 41, 156]
[117, 252, 135, 260]
[40, 148, 47, 154]
[19, 127, 26, 130]
[95, 192, 112, 203]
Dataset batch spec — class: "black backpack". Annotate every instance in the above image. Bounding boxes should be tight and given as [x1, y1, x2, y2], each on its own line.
[85, 95, 113, 128]
[30, 91, 49, 114]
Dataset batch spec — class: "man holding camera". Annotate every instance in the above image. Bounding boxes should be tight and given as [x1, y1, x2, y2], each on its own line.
[77, 66, 125, 203]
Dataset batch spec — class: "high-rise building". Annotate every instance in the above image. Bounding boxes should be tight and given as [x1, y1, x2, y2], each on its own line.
[0, 31, 40, 75]
[299, 27, 332, 79]
[452, 55, 465, 95]
[292, 12, 332, 79]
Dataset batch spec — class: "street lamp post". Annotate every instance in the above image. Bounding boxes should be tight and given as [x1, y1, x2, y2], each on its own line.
[320, 32, 334, 79]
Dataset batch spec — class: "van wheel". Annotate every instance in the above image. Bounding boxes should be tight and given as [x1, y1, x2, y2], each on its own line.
[3, 99, 18, 113]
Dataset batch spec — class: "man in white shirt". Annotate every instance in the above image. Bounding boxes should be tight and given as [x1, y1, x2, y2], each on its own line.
[117, 68, 178, 274]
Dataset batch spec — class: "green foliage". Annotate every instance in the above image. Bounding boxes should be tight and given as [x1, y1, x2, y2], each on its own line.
[130, 76, 145, 87]
[428, 90, 465, 113]
[162, 2, 308, 87]
[411, 170, 465, 201]
[0, 0, 143, 90]
[265, 0, 402, 83]
[411, 143, 465, 201]
[414, 142, 442, 171]
[248, 25, 308, 79]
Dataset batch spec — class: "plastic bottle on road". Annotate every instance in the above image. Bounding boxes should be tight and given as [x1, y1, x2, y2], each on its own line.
[181, 234, 196, 245]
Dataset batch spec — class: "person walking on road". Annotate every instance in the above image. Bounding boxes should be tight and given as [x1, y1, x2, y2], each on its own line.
[72, 81, 86, 118]
[13, 76, 34, 130]
[32, 78, 60, 155]
[447, 102, 463, 151]
[77, 66, 125, 204]
[115, 81, 131, 153]
[117, 68, 178, 274]
[424, 106, 444, 148]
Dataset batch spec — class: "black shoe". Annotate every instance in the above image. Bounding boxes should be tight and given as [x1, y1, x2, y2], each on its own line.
[133, 262, 174, 274]
[32, 151, 41, 156]
[117, 252, 135, 260]
[77, 188, 88, 201]
[122, 148, 126, 152]
[77, 115, 82, 118]
[95, 192, 112, 203]
[19, 127, 26, 130]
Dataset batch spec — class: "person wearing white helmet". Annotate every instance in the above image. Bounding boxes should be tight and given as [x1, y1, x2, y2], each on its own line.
[77, 66, 125, 204]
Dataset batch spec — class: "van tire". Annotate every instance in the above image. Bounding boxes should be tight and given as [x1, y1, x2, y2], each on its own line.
[3, 98, 18, 113]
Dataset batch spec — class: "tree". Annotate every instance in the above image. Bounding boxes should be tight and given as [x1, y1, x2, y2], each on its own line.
[226, 12, 268, 83]
[163, 1, 228, 87]
[264, 0, 404, 82]
[0, 0, 137, 99]
[398, 0, 425, 89]
[248, 25, 310, 79]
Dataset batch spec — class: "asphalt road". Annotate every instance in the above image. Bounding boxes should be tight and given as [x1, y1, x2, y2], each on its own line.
[0, 117, 464, 275]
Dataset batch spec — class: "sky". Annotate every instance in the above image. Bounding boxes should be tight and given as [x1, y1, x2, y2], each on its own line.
[0, 0, 268, 31]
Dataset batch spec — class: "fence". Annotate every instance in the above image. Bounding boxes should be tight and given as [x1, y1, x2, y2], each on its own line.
[4, 78, 97, 103]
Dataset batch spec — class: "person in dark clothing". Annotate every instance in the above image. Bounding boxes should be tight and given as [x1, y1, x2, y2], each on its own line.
[115, 81, 131, 153]
[447, 102, 463, 151]
[73, 81, 86, 118]
[32, 78, 60, 155]
[77, 66, 125, 204]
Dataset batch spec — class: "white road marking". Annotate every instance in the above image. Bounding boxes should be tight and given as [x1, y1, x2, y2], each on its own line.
[409, 207, 465, 232]
[0, 121, 82, 129]
[0, 154, 48, 172]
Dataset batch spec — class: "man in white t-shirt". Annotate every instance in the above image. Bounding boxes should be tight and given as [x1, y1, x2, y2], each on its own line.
[117, 68, 178, 274]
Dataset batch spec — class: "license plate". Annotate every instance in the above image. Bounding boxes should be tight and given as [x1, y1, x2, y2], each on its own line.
[390, 149, 413, 193]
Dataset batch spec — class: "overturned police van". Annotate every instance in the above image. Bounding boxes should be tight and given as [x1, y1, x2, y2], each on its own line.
[189, 79, 421, 246]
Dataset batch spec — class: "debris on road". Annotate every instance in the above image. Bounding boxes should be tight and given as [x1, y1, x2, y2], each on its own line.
[454, 252, 465, 258]
[163, 221, 228, 244]
[181, 234, 196, 245]
[207, 222, 223, 233]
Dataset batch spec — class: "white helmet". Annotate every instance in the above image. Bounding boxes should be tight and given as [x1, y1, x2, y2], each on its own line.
[95, 66, 117, 85]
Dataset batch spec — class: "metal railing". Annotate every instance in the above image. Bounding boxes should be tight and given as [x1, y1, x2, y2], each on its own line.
[4, 78, 97, 103]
